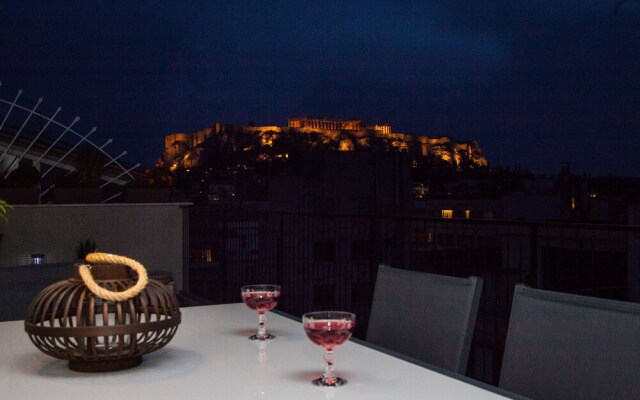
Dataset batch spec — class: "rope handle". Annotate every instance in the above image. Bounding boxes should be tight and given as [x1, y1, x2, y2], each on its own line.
[78, 252, 149, 301]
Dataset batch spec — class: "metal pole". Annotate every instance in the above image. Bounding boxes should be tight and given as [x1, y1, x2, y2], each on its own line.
[103, 150, 127, 169]
[39, 183, 56, 197]
[99, 163, 140, 188]
[0, 97, 42, 165]
[33, 116, 80, 166]
[0, 89, 22, 134]
[41, 126, 96, 177]
[101, 191, 123, 203]
[3, 106, 62, 178]
[64, 139, 112, 176]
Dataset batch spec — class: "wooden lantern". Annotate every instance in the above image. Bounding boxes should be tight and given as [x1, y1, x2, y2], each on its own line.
[24, 253, 181, 372]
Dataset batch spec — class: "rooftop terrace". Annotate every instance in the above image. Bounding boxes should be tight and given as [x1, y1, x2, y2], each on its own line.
[2, 203, 639, 387]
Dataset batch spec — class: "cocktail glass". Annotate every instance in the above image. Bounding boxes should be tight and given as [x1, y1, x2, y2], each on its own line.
[241, 284, 281, 340]
[302, 311, 356, 387]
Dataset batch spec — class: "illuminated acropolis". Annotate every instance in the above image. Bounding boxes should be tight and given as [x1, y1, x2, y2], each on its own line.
[162, 116, 488, 170]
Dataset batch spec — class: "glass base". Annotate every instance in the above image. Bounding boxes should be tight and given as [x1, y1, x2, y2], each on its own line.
[312, 377, 347, 387]
[248, 333, 275, 341]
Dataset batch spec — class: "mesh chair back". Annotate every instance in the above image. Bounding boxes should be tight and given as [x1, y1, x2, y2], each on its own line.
[500, 285, 640, 400]
[367, 265, 483, 374]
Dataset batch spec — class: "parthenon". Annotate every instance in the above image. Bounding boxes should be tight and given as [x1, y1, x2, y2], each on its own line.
[288, 116, 390, 134]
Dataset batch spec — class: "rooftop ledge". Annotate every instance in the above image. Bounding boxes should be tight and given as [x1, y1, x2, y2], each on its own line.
[8, 202, 194, 208]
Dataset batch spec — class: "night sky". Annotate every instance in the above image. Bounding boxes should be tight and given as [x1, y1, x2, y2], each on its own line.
[1, 1, 639, 175]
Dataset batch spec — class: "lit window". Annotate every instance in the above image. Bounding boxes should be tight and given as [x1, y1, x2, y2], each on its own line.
[441, 210, 453, 219]
[465, 210, 471, 219]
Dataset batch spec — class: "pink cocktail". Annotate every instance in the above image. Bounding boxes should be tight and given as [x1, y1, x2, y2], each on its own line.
[241, 285, 281, 340]
[302, 311, 356, 387]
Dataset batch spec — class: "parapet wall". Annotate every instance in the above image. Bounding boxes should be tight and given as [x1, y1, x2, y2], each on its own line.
[0, 203, 190, 291]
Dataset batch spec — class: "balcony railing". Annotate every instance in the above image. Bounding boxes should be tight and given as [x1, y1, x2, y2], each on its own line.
[186, 205, 640, 384]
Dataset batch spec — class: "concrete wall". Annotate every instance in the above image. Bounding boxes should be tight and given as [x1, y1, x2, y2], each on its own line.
[0, 203, 190, 291]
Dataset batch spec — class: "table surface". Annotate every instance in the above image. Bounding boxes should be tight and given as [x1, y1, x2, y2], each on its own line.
[0, 303, 518, 399]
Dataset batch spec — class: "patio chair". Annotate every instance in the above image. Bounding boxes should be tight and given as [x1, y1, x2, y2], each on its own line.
[366, 265, 483, 374]
[500, 285, 640, 400]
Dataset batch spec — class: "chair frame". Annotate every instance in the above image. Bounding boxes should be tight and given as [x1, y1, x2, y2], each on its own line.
[500, 284, 640, 400]
[366, 264, 483, 375]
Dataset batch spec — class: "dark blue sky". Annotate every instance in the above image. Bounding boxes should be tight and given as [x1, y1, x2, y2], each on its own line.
[1, 1, 639, 175]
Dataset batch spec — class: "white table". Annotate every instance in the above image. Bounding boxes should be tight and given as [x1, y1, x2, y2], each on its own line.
[0, 304, 520, 399]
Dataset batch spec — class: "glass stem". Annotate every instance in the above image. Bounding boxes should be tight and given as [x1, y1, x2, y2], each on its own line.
[323, 349, 337, 385]
[257, 313, 267, 339]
